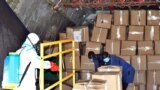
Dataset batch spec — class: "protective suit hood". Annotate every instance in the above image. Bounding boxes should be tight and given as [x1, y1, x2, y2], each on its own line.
[22, 33, 40, 48]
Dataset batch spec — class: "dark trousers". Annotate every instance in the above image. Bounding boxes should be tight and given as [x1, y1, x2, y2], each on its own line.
[123, 82, 128, 90]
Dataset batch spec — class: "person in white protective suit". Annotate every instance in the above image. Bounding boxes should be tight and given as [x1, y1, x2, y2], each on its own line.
[15, 33, 59, 90]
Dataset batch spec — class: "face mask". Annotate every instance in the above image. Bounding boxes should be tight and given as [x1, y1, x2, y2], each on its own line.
[90, 58, 93, 62]
[103, 57, 110, 63]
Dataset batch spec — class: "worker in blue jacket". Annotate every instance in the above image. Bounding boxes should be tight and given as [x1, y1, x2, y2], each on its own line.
[88, 51, 135, 90]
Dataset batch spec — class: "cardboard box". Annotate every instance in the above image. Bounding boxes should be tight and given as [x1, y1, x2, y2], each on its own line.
[92, 72, 122, 90]
[119, 56, 131, 64]
[111, 25, 126, 40]
[66, 26, 89, 42]
[147, 10, 160, 25]
[155, 41, 160, 55]
[134, 85, 146, 90]
[73, 79, 107, 90]
[80, 42, 86, 55]
[131, 10, 146, 25]
[139, 85, 146, 90]
[72, 81, 88, 90]
[59, 33, 67, 40]
[85, 42, 102, 55]
[114, 10, 129, 25]
[43, 41, 59, 55]
[145, 26, 160, 40]
[87, 79, 107, 90]
[55, 84, 72, 90]
[135, 86, 138, 90]
[105, 40, 121, 55]
[148, 55, 160, 70]
[64, 42, 80, 56]
[147, 70, 160, 84]
[147, 84, 159, 90]
[138, 41, 154, 55]
[121, 41, 137, 55]
[96, 13, 112, 29]
[128, 26, 144, 41]
[91, 27, 108, 43]
[66, 27, 74, 39]
[62, 71, 79, 86]
[97, 65, 122, 73]
[134, 71, 146, 84]
[126, 84, 135, 90]
[127, 84, 146, 90]
[81, 55, 95, 71]
[82, 27, 90, 42]
[80, 70, 93, 80]
[64, 56, 80, 70]
[131, 55, 147, 70]
[44, 45, 59, 55]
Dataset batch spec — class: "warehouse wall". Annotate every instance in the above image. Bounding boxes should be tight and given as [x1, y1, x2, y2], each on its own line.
[0, 0, 29, 88]
[6, 0, 92, 40]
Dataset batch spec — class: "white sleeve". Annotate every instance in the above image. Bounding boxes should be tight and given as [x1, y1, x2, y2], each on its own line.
[27, 49, 51, 69]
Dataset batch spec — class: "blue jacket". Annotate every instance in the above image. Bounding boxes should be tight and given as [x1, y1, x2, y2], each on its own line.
[92, 55, 135, 84]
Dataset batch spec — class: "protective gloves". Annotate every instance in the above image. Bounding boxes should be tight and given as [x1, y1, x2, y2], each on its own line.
[50, 62, 59, 71]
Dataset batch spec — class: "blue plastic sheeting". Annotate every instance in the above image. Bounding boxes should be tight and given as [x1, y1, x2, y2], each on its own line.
[0, 0, 29, 87]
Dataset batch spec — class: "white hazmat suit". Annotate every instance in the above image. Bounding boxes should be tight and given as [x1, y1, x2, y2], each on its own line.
[15, 33, 51, 90]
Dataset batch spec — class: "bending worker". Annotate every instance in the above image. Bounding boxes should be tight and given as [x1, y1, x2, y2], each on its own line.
[88, 51, 135, 90]
[15, 33, 59, 90]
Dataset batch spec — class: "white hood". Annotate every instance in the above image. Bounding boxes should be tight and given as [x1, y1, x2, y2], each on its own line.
[22, 33, 40, 48]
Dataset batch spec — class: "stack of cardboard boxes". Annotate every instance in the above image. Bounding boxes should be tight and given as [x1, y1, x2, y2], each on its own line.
[147, 56, 160, 90]
[73, 66, 122, 90]
[113, 10, 160, 90]
[146, 10, 160, 90]
[129, 10, 147, 90]
[55, 10, 160, 89]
